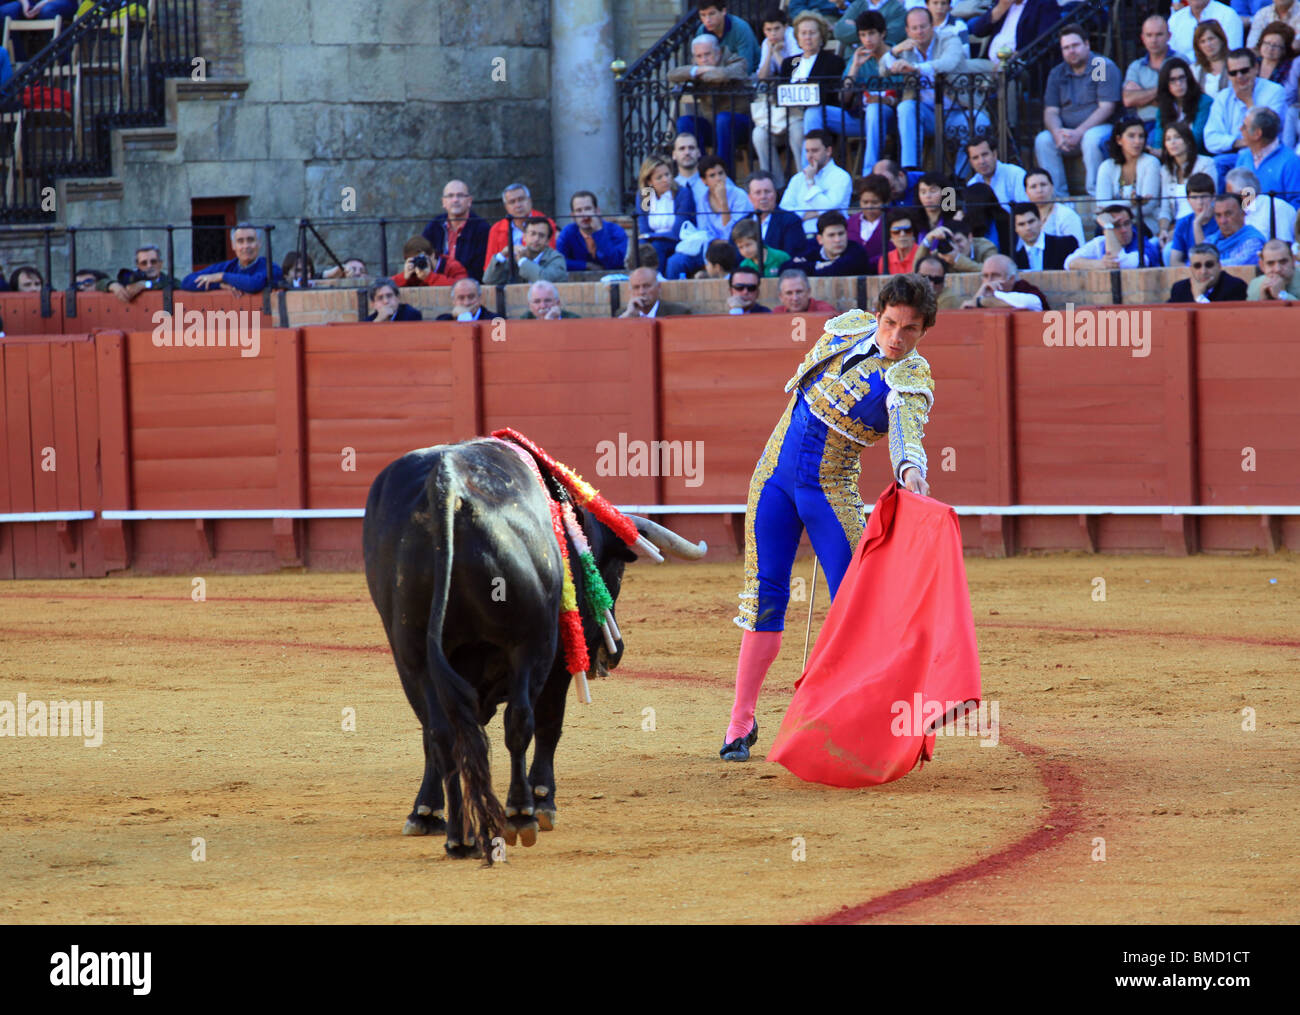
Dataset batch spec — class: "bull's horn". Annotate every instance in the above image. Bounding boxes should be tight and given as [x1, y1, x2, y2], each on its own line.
[626, 514, 708, 560]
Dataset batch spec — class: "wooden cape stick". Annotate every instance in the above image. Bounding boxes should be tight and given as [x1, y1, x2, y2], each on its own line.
[802, 556, 819, 672]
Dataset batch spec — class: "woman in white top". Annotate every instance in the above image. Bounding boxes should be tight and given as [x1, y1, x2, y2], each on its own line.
[1095, 115, 1163, 241]
[1025, 167, 1085, 246]
[1192, 20, 1230, 99]
[1157, 121, 1216, 244]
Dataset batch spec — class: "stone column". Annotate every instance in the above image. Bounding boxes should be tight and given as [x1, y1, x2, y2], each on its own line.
[551, 0, 620, 219]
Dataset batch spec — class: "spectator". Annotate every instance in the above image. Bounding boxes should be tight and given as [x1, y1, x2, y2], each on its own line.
[1064, 205, 1164, 269]
[1246, 237, 1300, 297]
[181, 225, 283, 293]
[1010, 202, 1079, 270]
[1256, 21, 1296, 83]
[281, 251, 316, 288]
[556, 191, 628, 272]
[968, 0, 1062, 69]
[926, 0, 969, 46]
[732, 219, 790, 277]
[618, 266, 694, 317]
[881, 8, 972, 174]
[833, 0, 907, 49]
[100, 245, 179, 302]
[1210, 191, 1269, 261]
[672, 133, 708, 210]
[1170, 0, 1245, 58]
[753, 10, 843, 183]
[391, 236, 467, 288]
[1170, 172, 1222, 265]
[1167, 242, 1249, 299]
[744, 170, 809, 258]
[667, 154, 752, 279]
[873, 158, 923, 205]
[915, 219, 984, 271]
[694, 0, 760, 73]
[879, 209, 922, 272]
[914, 170, 960, 243]
[483, 218, 568, 285]
[791, 210, 874, 275]
[422, 180, 490, 282]
[779, 129, 853, 237]
[1234, 106, 1300, 199]
[1204, 47, 1287, 184]
[484, 184, 558, 267]
[1154, 57, 1214, 154]
[961, 180, 1006, 251]
[1191, 19, 1233, 99]
[847, 173, 892, 266]
[0, 2, 76, 60]
[670, 34, 750, 176]
[321, 257, 367, 281]
[434, 279, 503, 322]
[638, 156, 697, 270]
[9, 266, 42, 291]
[365, 279, 423, 322]
[789, 0, 842, 18]
[1248, 2, 1300, 50]
[916, 253, 962, 309]
[1226, 166, 1298, 240]
[1159, 121, 1218, 244]
[520, 280, 581, 319]
[966, 137, 1028, 210]
[1096, 114, 1165, 239]
[1124, 15, 1185, 146]
[772, 267, 838, 313]
[725, 267, 772, 314]
[74, 270, 107, 291]
[1025, 167, 1086, 245]
[753, 7, 799, 189]
[959, 253, 1049, 310]
[1035, 24, 1123, 199]
[701, 239, 741, 278]
[806, 10, 900, 175]
[635, 243, 662, 274]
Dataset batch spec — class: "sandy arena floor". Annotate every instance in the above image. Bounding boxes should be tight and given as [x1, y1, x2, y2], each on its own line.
[0, 554, 1297, 924]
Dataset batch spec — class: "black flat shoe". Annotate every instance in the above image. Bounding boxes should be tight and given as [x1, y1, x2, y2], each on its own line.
[720, 720, 758, 762]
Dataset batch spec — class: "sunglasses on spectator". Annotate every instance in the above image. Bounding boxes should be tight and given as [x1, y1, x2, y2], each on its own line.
[1167, 72, 1187, 82]
[731, 282, 759, 291]
[1226, 66, 1253, 77]
[1189, 260, 1218, 269]
[890, 225, 914, 234]
[921, 274, 945, 286]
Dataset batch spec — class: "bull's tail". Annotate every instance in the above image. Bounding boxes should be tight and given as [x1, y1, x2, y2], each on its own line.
[427, 456, 506, 864]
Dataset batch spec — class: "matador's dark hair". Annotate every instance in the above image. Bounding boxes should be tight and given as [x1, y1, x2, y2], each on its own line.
[876, 273, 938, 330]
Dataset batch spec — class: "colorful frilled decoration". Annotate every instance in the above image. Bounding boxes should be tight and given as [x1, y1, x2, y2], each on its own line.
[491, 427, 664, 563]
[492, 428, 655, 705]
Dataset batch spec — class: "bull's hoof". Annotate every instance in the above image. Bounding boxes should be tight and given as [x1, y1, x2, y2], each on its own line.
[402, 809, 447, 836]
[535, 807, 556, 832]
[445, 838, 483, 860]
[506, 811, 539, 847]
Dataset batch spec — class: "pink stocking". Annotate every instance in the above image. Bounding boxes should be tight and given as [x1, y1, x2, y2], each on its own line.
[726, 630, 783, 744]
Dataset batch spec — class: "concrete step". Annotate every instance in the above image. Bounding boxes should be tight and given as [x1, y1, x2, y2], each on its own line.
[119, 127, 178, 152]
[61, 178, 125, 203]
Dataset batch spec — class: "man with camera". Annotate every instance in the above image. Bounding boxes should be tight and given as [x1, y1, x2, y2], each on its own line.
[98, 245, 179, 302]
[390, 236, 467, 288]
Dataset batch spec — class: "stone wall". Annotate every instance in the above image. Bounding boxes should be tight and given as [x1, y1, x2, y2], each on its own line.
[1, 0, 556, 285]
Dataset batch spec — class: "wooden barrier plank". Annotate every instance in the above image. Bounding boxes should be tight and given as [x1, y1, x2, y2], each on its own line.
[131, 425, 279, 461]
[132, 457, 278, 497]
[128, 357, 276, 396]
[0, 344, 12, 579]
[0, 294, 63, 336]
[25, 342, 65, 576]
[4, 344, 39, 576]
[130, 390, 277, 430]
[450, 327, 482, 440]
[72, 339, 104, 577]
[275, 329, 307, 565]
[96, 332, 132, 570]
[49, 342, 86, 576]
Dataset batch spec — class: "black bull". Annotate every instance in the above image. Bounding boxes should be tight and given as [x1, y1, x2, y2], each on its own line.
[363, 438, 705, 861]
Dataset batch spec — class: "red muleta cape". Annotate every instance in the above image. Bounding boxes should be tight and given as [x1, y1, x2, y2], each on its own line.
[767, 484, 982, 787]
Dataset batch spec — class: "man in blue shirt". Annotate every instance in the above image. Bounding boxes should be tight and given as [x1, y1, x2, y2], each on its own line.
[1064, 205, 1164, 269]
[181, 225, 284, 293]
[1203, 48, 1287, 185]
[556, 192, 629, 272]
[694, 0, 760, 73]
[1211, 192, 1267, 264]
[1234, 107, 1300, 205]
[1169, 173, 1221, 266]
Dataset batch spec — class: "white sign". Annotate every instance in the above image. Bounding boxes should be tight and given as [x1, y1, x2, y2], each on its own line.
[777, 82, 821, 107]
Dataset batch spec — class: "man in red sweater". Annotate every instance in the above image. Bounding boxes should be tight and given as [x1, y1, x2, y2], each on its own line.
[771, 268, 837, 314]
[484, 183, 558, 265]
[391, 236, 466, 288]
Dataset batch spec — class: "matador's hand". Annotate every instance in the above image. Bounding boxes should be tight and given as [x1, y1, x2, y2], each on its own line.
[901, 466, 929, 497]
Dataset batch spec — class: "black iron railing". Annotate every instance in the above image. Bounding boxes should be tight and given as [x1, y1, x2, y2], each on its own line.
[0, 0, 199, 223]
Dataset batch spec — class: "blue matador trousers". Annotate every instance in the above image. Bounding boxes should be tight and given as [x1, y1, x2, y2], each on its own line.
[735, 394, 866, 632]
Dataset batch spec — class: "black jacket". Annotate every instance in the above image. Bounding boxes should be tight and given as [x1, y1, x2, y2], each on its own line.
[1168, 273, 1248, 303]
[435, 307, 504, 321]
[1014, 234, 1079, 272]
[366, 303, 423, 322]
[421, 212, 490, 281]
[777, 52, 847, 107]
[790, 239, 874, 278]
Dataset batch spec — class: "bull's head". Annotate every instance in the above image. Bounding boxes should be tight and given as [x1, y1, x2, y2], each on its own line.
[585, 513, 707, 677]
